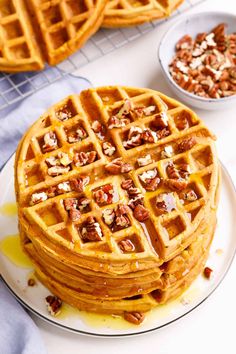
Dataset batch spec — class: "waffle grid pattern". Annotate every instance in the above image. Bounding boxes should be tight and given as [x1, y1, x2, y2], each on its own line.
[18, 87, 216, 264]
[0, 0, 205, 112]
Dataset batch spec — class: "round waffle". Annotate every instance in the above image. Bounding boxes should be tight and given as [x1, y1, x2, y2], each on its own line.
[102, 0, 184, 28]
[15, 86, 220, 323]
[0, 0, 108, 71]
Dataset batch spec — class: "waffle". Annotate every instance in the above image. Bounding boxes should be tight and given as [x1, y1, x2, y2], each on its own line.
[0, 0, 108, 71]
[102, 0, 184, 28]
[15, 86, 220, 322]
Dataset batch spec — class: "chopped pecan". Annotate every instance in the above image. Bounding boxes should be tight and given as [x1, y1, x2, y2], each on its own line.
[121, 179, 134, 190]
[93, 184, 114, 205]
[128, 195, 144, 209]
[156, 193, 176, 215]
[180, 190, 198, 201]
[141, 129, 158, 143]
[156, 128, 170, 140]
[30, 192, 48, 205]
[161, 146, 173, 159]
[28, 278, 36, 286]
[203, 266, 213, 279]
[165, 178, 188, 191]
[58, 152, 72, 167]
[116, 99, 133, 118]
[134, 105, 156, 117]
[176, 35, 193, 51]
[105, 158, 133, 174]
[139, 169, 157, 184]
[42, 131, 57, 152]
[91, 120, 105, 140]
[137, 154, 153, 167]
[70, 176, 89, 192]
[48, 166, 70, 176]
[116, 215, 130, 228]
[69, 208, 81, 222]
[108, 116, 130, 129]
[77, 197, 90, 211]
[47, 186, 57, 197]
[178, 163, 191, 179]
[67, 127, 87, 143]
[56, 107, 72, 121]
[178, 137, 196, 152]
[74, 151, 97, 167]
[57, 181, 71, 194]
[145, 177, 161, 191]
[166, 162, 180, 179]
[45, 295, 62, 316]
[102, 209, 115, 225]
[123, 127, 142, 148]
[102, 141, 116, 156]
[119, 239, 135, 253]
[152, 112, 169, 129]
[116, 204, 130, 216]
[63, 198, 77, 210]
[81, 217, 103, 242]
[124, 311, 145, 325]
[133, 204, 149, 222]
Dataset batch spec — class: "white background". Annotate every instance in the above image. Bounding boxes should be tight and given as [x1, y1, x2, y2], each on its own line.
[33, 0, 236, 353]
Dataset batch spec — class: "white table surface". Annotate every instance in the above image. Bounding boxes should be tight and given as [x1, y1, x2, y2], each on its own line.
[32, 0, 236, 352]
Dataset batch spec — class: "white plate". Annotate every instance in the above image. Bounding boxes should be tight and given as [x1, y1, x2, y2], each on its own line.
[0, 155, 236, 337]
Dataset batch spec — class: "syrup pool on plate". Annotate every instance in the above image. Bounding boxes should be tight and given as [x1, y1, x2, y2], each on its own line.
[0, 234, 33, 268]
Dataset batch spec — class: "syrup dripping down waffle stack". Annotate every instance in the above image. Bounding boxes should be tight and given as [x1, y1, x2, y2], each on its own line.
[15, 86, 220, 323]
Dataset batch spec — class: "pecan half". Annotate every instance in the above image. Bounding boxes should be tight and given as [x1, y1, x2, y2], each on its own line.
[178, 137, 196, 152]
[118, 239, 135, 253]
[105, 158, 133, 174]
[124, 311, 145, 325]
[133, 204, 149, 222]
[45, 295, 62, 316]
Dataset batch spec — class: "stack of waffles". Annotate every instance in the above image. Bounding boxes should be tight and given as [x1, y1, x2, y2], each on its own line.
[15, 86, 220, 324]
[0, 0, 183, 72]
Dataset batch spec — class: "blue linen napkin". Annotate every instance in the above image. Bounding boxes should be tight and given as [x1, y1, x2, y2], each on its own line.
[0, 74, 92, 353]
[0, 281, 47, 354]
[0, 74, 91, 168]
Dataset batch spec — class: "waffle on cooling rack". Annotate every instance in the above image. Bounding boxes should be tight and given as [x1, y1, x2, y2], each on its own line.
[102, 0, 184, 27]
[0, 0, 107, 71]
[0, 0, 183, 72]
[15, 86, 220, 323]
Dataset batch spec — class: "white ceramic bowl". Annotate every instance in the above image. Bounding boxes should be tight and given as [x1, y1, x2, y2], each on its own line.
[158, 12, 236, 110]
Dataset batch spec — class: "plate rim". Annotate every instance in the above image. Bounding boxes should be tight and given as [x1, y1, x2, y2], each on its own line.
[1, 154, 236, 337]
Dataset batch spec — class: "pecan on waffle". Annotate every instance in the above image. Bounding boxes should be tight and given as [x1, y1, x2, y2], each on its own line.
[0, 0, 108, 71]
[15, 86, 220, 323]
[102, 0, 184, 28]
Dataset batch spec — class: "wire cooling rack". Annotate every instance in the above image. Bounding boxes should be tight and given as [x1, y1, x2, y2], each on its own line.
[0, 0, 205, 112]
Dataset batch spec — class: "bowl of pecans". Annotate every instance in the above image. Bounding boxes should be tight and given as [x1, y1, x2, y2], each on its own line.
[158, 12, 236, 110]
